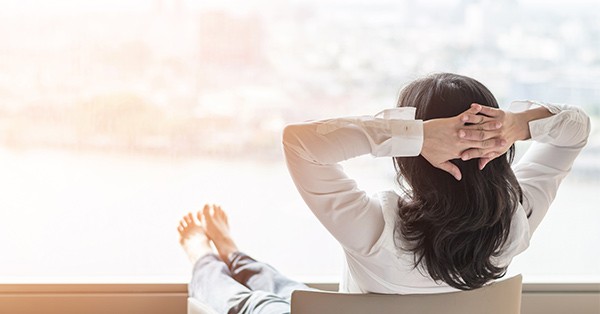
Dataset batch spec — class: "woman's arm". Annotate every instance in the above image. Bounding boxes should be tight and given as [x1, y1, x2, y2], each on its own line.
[282, 109, 420, 255]
[512, 101, 590, 234]
[283, 105, 502, 255]
[460, 101, 591, 234]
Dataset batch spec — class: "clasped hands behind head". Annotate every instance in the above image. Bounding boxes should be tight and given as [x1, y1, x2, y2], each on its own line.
[421, 103, 521, 181]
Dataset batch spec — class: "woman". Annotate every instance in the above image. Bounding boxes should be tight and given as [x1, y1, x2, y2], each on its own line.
[282, 72, 590, 292]
[180, 72, 590, 312]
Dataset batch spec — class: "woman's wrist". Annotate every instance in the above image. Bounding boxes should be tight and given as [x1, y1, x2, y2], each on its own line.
[515, 107, 553, 141]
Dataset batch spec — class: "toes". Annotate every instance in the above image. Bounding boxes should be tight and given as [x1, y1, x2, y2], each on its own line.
[184, 212, 194, 226]
[203, 204, 212, 219]
[216, 205, 228, 222]
[200, 204, 229, 225]
[213, 204, 222, 216]
[180, 212, 198, 228]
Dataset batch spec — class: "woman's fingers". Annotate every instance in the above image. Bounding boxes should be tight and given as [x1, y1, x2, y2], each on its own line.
[435, 161, 462, 181]
[461, 103, 504, 124]
[465, 102, 503, 118]
[422, 104, 508, 177]
[479, 157, 493, 170]
[458, 127, 503, 141]
[462, 120, 502, 131]
[459, 104, 484, 122]
[460, 146, 503, 161]
[447, 104, 510, 170]
[465, 103, 482, 115]
[461, 114, 495, 124]
[458, 133, 506, 150]
[477, 104, 503, 118]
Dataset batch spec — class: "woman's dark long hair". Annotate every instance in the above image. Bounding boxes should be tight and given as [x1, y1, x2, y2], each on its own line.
[393, 73, 522, 290]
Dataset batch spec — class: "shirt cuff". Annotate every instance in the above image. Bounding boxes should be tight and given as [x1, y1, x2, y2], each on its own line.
[316, 107, 424, 158]
[377, 107, 423, 157]
[390, 119, 423, 156]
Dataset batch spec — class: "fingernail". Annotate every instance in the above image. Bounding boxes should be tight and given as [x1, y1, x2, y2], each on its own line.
[496, 122, 502, 128]
[459, 130, 466, 138]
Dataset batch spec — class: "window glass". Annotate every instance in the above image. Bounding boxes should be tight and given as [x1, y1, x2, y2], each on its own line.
[0, 0, 598, 283]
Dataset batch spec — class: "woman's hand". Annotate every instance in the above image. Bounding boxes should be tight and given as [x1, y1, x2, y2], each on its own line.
[421, 104, 506, 180]
[459, 104, 553, 169]
[458, 105, 521, 170]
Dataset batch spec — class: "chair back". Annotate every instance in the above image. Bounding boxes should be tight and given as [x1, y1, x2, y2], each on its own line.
[291, 274, 522, 314]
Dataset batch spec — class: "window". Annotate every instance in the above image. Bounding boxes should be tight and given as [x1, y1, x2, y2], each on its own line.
[0, 0, 598, 283]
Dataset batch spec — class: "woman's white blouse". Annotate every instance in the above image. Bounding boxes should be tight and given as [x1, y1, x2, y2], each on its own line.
[282, 100, 591, 294]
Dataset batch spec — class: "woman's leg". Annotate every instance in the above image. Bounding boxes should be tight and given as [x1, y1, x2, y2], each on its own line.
[227, 251, 313, 302]
[189, 253, 249, 313]
[202, 205, 313, 302]
[189, 254, 291, 314]
[179, 210, 292, 314]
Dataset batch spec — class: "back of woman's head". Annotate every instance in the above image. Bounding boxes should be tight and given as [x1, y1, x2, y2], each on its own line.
[393, 73, 522, 290]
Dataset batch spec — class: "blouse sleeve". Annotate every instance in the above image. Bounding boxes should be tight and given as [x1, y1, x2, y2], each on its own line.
[282, 108, 423, 255]
[510, 100, 591, 235]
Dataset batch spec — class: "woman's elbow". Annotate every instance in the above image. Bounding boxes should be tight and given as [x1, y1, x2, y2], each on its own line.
[282, 122, 312, 149]
[577, 107, 592, 146]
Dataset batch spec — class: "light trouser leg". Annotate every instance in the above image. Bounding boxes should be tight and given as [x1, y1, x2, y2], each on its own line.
[189, 253, 291, 314]
[226, 252, 315, 303]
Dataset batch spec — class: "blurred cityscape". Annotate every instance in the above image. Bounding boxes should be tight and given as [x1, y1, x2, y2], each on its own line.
[0, 0, 599, 282]
[0, 0, 598, 164]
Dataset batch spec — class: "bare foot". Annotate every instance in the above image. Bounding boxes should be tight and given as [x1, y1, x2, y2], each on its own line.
[177, 212, 213, 264]
[201, 204, 239, 263]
